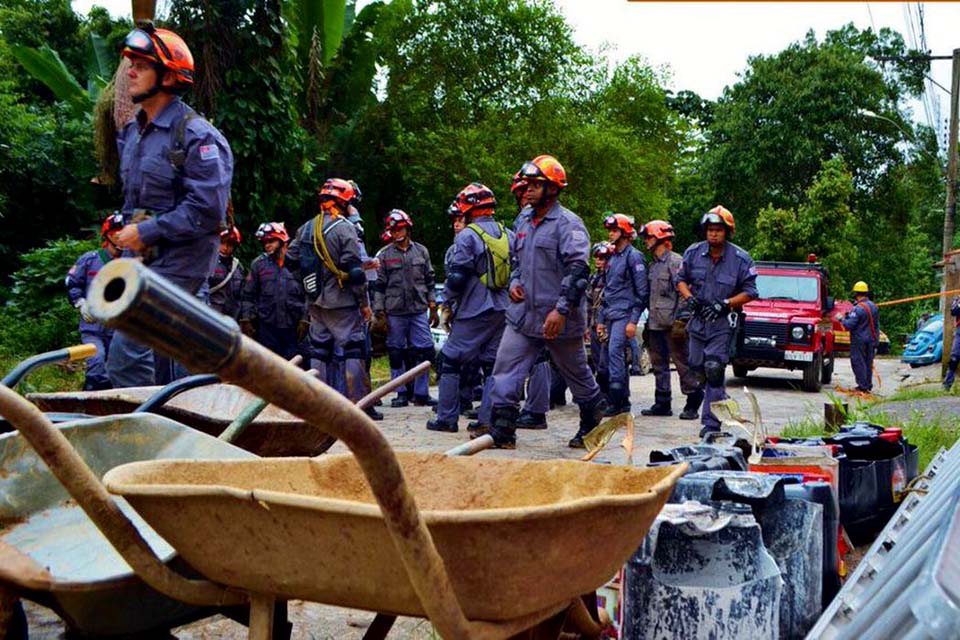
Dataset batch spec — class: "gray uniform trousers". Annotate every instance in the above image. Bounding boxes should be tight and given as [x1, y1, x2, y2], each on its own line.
[647, 327, 699, 403]
[850, 340, 875, 392]
[386, 312, 433, 398]
[308, 306, 370, 403]
[490, 325, 599, 409]
[435, 311, 504, 427]
[606, 317, 633, 404]
[687, 327, 731, 433]
[524, 360, 551, 414]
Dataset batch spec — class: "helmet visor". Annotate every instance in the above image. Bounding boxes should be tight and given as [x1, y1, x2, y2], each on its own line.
[519, 161, 546, 181]
[700, 212, 724, 227]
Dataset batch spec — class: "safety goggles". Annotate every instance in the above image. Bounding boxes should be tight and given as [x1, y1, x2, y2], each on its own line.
[603, 215, 619, 229]
[255, 222, 284, 239]
[700, 212, 724, 226]
[519, 161, 547, 181]
[123, 26, 171, 63]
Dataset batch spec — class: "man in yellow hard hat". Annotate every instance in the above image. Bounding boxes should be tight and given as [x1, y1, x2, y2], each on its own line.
[837, 281, 880, 393]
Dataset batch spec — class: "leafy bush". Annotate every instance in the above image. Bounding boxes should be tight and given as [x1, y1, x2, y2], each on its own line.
[0, 237, 97, 353]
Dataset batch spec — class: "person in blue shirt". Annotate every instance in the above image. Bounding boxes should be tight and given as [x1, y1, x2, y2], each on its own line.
[676, 206, 758, 437]
[595, 213, 648, 416]
[208, 224, 244, 320]
[66, 213, 124, 390]
[839, 281, 880, 393]
[107, 23, 233, 387]
[240, 223, 304, 360]
[944, 296, 960, 391]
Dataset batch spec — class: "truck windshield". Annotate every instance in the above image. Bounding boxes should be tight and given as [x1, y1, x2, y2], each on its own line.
[756, 275, 819, 302]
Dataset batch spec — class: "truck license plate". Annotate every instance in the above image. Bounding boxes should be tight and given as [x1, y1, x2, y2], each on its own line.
[784, 350, 813, 362]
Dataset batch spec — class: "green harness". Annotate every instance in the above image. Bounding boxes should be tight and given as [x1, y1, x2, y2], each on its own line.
[467, 222, 510, 290]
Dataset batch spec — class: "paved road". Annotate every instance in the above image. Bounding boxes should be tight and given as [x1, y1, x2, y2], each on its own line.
[25, 356, 929, 639]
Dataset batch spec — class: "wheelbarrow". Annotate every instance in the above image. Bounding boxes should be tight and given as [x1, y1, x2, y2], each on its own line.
[2, 259, 685, 639]
[0, 358, 436, 639]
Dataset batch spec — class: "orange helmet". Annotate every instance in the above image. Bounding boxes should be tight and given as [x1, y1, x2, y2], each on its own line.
[386, 209, 413, 230]
[220, 225, 242, 245]
[640, 219, 675, 242]
[255, 222, 289, 243]
[122, 23, 194, 86]
[455, 182, 497, 217]
[519, 155, 567, 190]
[603, 213, 637, 240]
[701, 205, 735, 237]
[101, 212, 125, 239]
[319, 178, 357, 206]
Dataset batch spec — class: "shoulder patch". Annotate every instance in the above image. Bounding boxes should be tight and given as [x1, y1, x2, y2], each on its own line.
[570, 229, 587, 244]
[199, 144, 219, 161]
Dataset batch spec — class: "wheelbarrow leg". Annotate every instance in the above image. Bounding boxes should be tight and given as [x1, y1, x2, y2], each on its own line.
[362, 614, 396, 640]
[248, 594, 276, 640]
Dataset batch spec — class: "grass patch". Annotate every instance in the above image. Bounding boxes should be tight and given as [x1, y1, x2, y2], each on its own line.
[782, 391, 960, 470]
[0, 349, 84, 395]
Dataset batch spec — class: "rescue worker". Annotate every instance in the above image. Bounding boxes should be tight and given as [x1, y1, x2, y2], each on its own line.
[240, 222, 304, 360]
[943, 296, 960, 391]
[287, 178, 381, 419]
[208, 225, 244, 319]
[595, 213, 648, 416]
[374, 209, 439, 407]
[428, 183, 513, 432]
[108, 22, 233, 387]
[66, 213, 124, 390]
[639, 220, 703, 419]
[587, 242, 612, 396]
[488, 155, 605, 449]
[839, 281, 880, 393]
[677, 206, 758, 437]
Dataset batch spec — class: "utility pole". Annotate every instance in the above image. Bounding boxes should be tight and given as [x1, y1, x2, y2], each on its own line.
[944, 48, 960, 260]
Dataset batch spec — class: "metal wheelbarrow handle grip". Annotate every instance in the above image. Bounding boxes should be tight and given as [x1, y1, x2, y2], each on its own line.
[87, 259, 477, 640]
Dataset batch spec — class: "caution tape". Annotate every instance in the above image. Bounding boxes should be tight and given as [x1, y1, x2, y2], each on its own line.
[874, 288, 960, 308]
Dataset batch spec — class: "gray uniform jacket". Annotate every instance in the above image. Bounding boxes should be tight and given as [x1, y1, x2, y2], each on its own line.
[373, 241, 436, 315]
[288, 213, 368, 310]
[676, 240, 758, 336]
[598, 245, 648, 325]
[647, 249, 684, 330]
[443, 217, 514, 320]
[506, 202, 591, 339]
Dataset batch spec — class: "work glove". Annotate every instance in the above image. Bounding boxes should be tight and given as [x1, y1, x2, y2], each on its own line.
[239, 319, 256, 337]
[75, 298, 95, 323]
[429, 303, 440, 328]
[700, 299, 730, 322]
[685, 296, 706, 317]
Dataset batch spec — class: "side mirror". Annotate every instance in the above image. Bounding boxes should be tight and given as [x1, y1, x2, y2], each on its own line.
[826, 296, 835, 312]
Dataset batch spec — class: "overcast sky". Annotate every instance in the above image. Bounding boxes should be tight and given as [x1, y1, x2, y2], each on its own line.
[72, 0, 957, 133]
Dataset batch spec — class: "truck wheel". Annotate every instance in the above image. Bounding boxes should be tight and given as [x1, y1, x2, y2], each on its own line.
[802, 353, 822, 392]
[732, 365, 749, 378]
[821, 355, 834, 384]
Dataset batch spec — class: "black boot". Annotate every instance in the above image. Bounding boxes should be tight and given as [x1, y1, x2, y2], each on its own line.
[603, 384, 630, 417]
[390, 394, 409, 408]
[467, 421, 490, 439]
[426, 418, 458, 433]
[679, 390, 703, 420]
[488, 406, 519, 449]
[641, 393, 672, 416]
[516, 411, 547, 430]
[413, 394, 438, 407]
[570, 395, 607, 448]
[364, 406, 384, 421]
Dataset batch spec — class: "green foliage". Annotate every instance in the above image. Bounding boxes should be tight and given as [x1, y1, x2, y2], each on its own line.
[0, 237, 98, 354]
[11, 44, 90, 116]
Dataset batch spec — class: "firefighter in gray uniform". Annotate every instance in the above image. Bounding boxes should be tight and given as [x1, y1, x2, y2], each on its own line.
[428, 183, 513, 433]
[839, 281, 880, 393]
[287, 178, 379, 419]
[374, 209, 439, 407]
[676, 206, 758, 437]
[596, 213, 648, 416]
[487, 155, 605, 449]
[639, 220, 703, 419]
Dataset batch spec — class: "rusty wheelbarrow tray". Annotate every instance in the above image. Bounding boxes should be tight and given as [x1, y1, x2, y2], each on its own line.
[28, 382, 336, 457]
[0, 259, 686, 639]
[0, 414, 254, 636]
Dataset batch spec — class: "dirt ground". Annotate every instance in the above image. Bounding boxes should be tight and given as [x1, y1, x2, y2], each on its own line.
[22, 356, 929, 639]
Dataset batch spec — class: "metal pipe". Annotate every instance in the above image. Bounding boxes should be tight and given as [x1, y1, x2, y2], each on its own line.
[87, 260, 477, 639]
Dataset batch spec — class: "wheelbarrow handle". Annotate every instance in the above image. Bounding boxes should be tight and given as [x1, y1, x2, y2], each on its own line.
[132, 373, 221, 414]
[1, 344, 97, 388]
[87, 260, 478, 640]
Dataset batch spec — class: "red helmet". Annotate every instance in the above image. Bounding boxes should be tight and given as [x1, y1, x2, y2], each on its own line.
[255, 222, 289, 243]
[319, 178, 357, 206]
[592, 241, 614, 259]
[510, 171, 528, 196]
[446, 200, 462, 218]
[101, 212, 124, 238]
[220, 225, 242, 245]
[603, 213, 637, 240]
[386, 209, 413, 230]
[122, 23, 194, 86]
[519, 154, 567, 190]
[454, 182, 497, 217]
[701, 205, 735, 237]
[640, 219, 675, 242]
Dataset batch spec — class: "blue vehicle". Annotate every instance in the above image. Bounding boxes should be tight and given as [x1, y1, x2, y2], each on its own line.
[901, 313, 944, 367]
